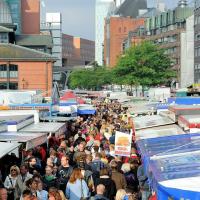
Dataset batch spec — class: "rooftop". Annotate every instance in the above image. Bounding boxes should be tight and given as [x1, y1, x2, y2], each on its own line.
[15, 34, 53, 48]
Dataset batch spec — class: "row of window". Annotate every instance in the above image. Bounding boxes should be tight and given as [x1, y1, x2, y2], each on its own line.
[0, 64, 18, 78]
[149, 23, 185, 36]
[164, 47, 177, 54]
[0, 82, 18, 90]
[154, 35, 178, 45]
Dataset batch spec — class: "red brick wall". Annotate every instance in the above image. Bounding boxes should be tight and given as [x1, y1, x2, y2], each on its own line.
[104, 17, 145, 67]
[21, 0, 40, 34]
[0, 61, 53, 96]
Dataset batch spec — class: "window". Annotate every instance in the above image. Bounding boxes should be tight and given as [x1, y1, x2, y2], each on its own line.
[0, 64, 18, 78]
[9, 64, 18, 78]
[0, 82, 18, 90]
[0, 64, 7, 78]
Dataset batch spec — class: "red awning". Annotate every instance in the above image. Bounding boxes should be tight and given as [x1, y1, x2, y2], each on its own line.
[60, 91, 76, 101]
[77, 98, 86, 104]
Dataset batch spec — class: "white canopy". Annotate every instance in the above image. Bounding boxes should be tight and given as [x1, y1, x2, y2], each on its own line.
[135, 124, 185, 140]
[19, 122, 66, 136]
[159, 176, 200, 193]
[134, 115, 174, 130]
[0, 142, 20, 158]
[0, 132, 47, 150]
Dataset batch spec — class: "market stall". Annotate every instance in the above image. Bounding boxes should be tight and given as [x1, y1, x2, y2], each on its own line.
[133, 115, 174, 130]
[135, 124, 185, 140]
[77, 104, 96, 115]
[19, 122, 66, 137]
[178, 115, 200, 133]
[0, 132, 47, 150]
[136, 133, 200, 176]
[40, 116, 76, 122]
[0, 115, 34, 132]
[150, 151, 200, 199]
[169, 105, 200, 122]
[0, 142, 21, 158]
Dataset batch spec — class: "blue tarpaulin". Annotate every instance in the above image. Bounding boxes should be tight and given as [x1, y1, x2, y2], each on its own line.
[136, 133, 200, 200]
[77, 109, 96, 115]
[168, 97, 200, 105]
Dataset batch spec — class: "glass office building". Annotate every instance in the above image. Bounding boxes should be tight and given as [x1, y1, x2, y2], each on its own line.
[0, 0, 21, 33]
[95, 0, 116, 66]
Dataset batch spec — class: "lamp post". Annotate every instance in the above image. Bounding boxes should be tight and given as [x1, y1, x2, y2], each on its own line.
[54, 71, 69, 90]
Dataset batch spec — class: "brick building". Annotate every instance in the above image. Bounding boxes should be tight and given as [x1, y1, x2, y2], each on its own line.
[0, 44, 56, 95]
[62, 34, 95, 68]
[104, 16, 145, 67]
[21, 0, 40, 34]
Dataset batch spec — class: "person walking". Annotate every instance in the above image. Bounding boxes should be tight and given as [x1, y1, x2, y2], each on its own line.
[66, 168, 89, 200]
[15, 164, 33, 200]
[4, 165, 20, 200]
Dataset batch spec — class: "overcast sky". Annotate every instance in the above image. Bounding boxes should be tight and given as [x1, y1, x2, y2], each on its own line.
[42, 0, 189, 41]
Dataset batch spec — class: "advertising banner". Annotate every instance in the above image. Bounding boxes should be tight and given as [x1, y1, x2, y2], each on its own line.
[115, 131, 132, 157]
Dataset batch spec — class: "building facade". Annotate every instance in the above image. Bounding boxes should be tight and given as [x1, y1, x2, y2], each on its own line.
[62, 34, 95, 68]
[41, 13, 62, 69]
[145, 1, 193, 88]
[0, 44, 55, 95]
[104, 16, 145, 67]
[194, 0, 200, 83]
[0, 0, 40, 34]
[95, 0, 116, 66]
[21, 0, 40, 34]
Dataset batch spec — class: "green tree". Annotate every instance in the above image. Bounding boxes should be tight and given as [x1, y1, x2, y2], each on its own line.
[68, 67, 113, 90]
[114, 41, 176, 92]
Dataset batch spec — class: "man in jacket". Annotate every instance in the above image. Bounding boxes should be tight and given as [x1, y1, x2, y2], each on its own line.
[15, 164, 33, 200]
[90, 184, 109, 200]
[110, 160, 127, 190]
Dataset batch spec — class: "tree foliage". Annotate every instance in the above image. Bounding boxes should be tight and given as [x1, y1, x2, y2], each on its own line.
[68, 41, 176, 90]
[114, 41, 176, 88]
[68, 67, 113, 90]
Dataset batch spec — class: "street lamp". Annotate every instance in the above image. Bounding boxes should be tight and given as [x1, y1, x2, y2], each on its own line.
[54, 71, 69, 90]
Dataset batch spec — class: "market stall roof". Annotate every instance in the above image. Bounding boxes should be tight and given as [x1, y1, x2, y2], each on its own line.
[137, 133, 200, 160]
[133, 115, 174, 130]
[77, 104, 96, 115]
[60, 91, 76, 101]
[178, 115, 200, 127]
[169, 105, 200, 112]
[0, 115, 34, 125]
[0, 132, 47, 150]
[19, 122, 66, 136]
[0, 142, 20, 158]
[40, 116, 76, 122]
[135, 124, 185, 140]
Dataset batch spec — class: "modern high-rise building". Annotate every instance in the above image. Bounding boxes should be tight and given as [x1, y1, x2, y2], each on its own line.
[41, 13, 62, 69]
[95, 0, 116, 66]
[194, 0, 200, 83]
[0, 0, 40, 34]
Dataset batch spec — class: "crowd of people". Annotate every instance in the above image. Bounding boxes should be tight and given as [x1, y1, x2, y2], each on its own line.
[0, 100, 153, 200]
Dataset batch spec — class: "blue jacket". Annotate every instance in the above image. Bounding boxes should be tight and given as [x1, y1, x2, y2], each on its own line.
[66, 179, 89, 200]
